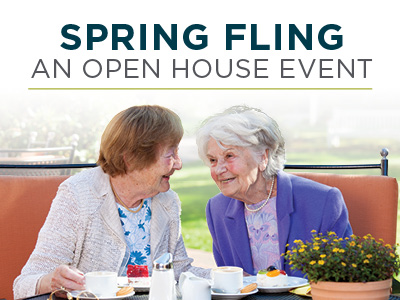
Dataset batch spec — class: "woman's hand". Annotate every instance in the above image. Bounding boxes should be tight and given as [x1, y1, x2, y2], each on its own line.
[38, 265, 85, 295]
[243, 270, 252, 277]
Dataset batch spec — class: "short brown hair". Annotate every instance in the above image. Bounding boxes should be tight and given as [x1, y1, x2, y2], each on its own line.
[98, 105, 183, 177]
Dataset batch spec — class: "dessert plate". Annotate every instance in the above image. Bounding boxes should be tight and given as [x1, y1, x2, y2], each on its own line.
[118, 276, 151, 292]
[243, 276, 308, 293]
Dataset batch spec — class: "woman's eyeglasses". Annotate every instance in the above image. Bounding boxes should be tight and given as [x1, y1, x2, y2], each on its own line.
[48, 287, 99, 300]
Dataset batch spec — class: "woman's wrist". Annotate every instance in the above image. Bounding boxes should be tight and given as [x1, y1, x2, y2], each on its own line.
[36, 272, 52, 295]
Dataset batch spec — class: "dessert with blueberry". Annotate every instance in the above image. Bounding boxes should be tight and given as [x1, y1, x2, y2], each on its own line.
[257, 266, 288, 287]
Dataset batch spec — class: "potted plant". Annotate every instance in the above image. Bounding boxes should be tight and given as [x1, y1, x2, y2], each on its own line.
[283, 230, 400, 300]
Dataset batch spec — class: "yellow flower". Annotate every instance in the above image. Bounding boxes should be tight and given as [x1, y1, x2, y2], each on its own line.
[299, 248, 305, 253]
[351, 234, 356, 239]
[349, 241, 356, 247]
[286, 243, 290, 247]
[320, 254, 327, 258]
[339, 249, 345, 253]
[313, 246, 320, 251]
[322, 239, 328, 243]
[310, 261, 316, 265]
[318, 260, 325, 265]
[390, 253, 396, 258]
[364, 259, 369, 263]
[315, 237, 321, 241]
[292, 249, 297, 253]
[366, 254, 372, 259]
[357, 245, 362, 248]
[332, 248, 340, 253]
[333, 239, 339, 242]
[301, 245, 307, 248]
[352, 264, 357, 268]
[329, 231, 336, 236]
[311, 230, 317, 233]
[341, 262, 346, 266]
[386, 244, 393, 249]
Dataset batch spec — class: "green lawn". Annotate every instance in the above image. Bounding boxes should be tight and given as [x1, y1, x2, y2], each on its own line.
[170, 162, 218, 252]
[171, 151, 400, 253]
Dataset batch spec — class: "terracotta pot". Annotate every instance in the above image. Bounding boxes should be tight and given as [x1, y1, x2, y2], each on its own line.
[310, 279, 392, 300]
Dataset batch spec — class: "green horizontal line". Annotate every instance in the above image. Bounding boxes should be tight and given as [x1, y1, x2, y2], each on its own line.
[28, 87, 372, 91]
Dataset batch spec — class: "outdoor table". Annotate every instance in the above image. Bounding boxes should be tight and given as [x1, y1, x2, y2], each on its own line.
[23, 291, 400, 300]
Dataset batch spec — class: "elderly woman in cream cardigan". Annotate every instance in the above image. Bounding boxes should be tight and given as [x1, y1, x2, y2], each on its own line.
[14, 105, 210, 299]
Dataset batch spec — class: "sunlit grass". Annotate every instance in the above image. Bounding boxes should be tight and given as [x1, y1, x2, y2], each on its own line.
[181, 220, 212, 252]
[170, 162, 218, 251]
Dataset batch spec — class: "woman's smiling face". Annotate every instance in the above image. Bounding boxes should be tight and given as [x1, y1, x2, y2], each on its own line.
[206, 138, 268, 203]
[128, 144, 182, 198]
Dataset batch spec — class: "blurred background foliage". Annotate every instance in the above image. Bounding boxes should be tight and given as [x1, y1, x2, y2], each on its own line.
[0, 99, 116, 163]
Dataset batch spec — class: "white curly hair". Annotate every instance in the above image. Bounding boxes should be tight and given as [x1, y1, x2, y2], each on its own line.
[196, 105, 286, 179]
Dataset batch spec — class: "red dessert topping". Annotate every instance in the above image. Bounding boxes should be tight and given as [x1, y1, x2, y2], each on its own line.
[127, 265, 149, 277]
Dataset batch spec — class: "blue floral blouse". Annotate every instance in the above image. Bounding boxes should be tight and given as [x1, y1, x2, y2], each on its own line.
[118, 198, 152, 274]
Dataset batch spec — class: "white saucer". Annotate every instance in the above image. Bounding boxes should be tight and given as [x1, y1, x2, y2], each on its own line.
[243, 276, 308, 293]
[70, 290, 135, 300]
[211, 289, 258, 299]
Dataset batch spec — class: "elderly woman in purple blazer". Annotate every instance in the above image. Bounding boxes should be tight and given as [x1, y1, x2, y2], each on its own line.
[196, 105, 353, 277]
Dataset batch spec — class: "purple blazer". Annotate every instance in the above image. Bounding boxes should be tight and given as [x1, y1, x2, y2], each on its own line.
[206, 171, 353, 277]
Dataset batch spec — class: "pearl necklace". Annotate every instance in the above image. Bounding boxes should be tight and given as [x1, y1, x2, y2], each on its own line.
[244, 176, 275, 213]
[110, 180, 144, 213]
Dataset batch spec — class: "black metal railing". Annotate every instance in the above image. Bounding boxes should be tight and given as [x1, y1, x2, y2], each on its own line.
[284, 148, 389, 176]
[0, 149, 390, 176]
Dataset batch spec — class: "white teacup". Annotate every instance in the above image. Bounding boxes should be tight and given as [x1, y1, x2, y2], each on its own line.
[211, 266, 243, 294]
[85, 271, 118, 297]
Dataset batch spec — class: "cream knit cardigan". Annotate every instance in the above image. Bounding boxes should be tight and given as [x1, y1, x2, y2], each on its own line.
[13, 167, 210, 299]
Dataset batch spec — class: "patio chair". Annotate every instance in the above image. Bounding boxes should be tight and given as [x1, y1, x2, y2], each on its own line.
[0, 134, 79, 176]
[0, 175, 69, 300]
[284, 148, 398, 245]
[27, 131, 56, 148]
